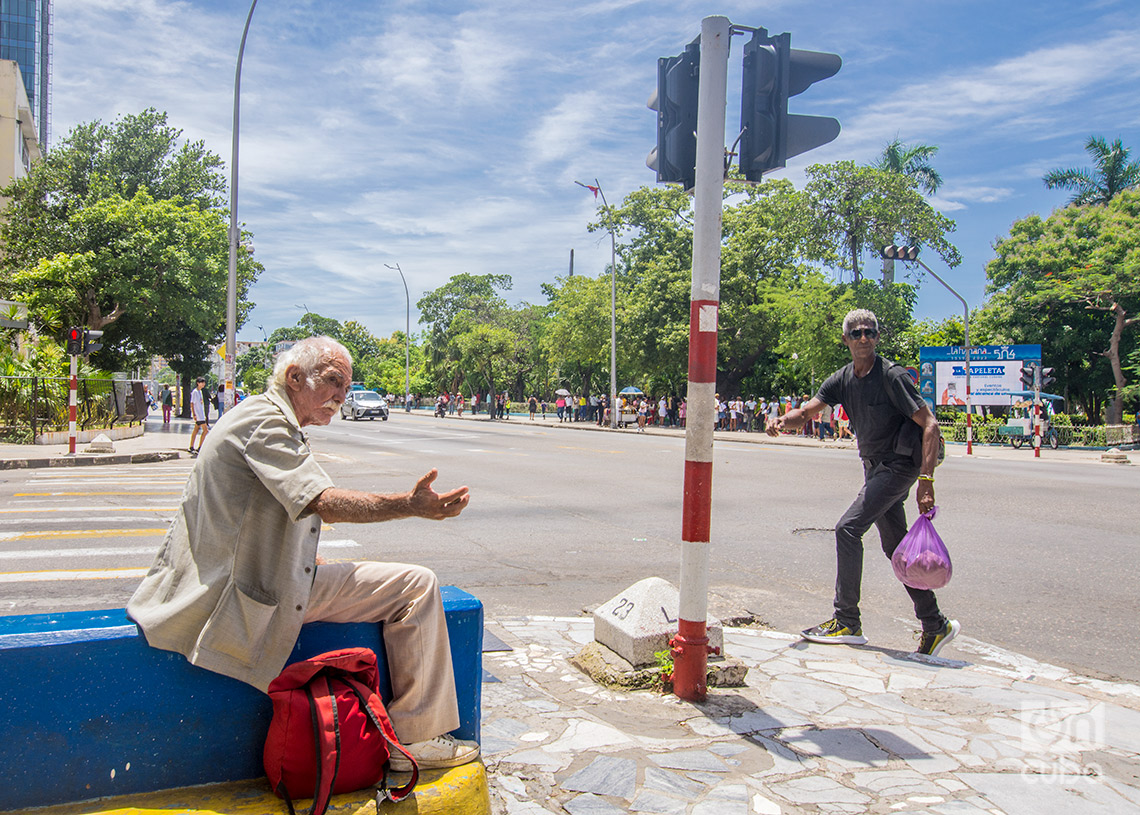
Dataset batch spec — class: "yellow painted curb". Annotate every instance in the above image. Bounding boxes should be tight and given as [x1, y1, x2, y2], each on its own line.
[14, 761, 491, 815]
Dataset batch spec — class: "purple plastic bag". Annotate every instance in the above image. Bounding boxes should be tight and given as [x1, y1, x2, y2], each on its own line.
[891, 506, 953, 590]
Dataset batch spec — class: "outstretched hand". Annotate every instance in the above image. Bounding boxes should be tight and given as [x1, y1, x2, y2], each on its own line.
[409, 469, 470, 519]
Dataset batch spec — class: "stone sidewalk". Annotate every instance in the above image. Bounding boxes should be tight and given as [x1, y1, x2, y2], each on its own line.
[480, 617, 1140, 815]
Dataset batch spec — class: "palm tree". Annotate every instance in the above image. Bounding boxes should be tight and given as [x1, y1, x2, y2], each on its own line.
[876, 138, 942, 195]
[1043, 136, 1140, 205]
[874, 139, 942, 285]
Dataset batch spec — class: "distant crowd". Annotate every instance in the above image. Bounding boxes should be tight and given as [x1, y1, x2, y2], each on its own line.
[425, 390, 854, 440]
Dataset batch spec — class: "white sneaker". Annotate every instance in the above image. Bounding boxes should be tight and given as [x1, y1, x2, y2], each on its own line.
[389, 734, 480, 772]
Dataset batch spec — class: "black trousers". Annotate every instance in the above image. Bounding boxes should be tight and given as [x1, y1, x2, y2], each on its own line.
[833, 458, 944, 633]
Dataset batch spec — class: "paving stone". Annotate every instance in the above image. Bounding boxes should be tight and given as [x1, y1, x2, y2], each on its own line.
[958, 771, 1137, 814]
[691, 782, 750, 814]
[750, 791, 783, 814]
[543, 718, 634, 752]
[562, 792, 629, 815]
[902, 752, 960, 774]
[642, 766, 705, 798]
[769, 776, 871, 806]
[709, 742, 750, 757]
[769, 678, 848, 715]
[863, 723, 939, 758]
[501, 748, 572, 770]
[649, 748, 729, 772]
[778, 727, 890, 769]
[851, 768, 945, 796]
[729, 706, 815, 734]
[561, 755, 637, 800]
[751, 734, 819, 776]
[628, 789, 688, 814]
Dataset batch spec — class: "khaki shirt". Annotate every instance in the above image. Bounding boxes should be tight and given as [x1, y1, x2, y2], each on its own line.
[128, 383, 335, 692]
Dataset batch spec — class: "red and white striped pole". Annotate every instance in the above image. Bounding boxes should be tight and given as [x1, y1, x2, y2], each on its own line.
[672, 15, 730, 703]
[68, 353, 78, 455]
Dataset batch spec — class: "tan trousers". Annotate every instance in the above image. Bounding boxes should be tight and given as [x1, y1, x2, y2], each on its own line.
[303, 561, 460, 744]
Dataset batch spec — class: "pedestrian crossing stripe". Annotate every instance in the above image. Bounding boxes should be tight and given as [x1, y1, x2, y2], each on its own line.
[0, 529, 168, 541]
[0, 568, 148, 582]
[13, 492, 183, 497]
[0, 541, 362, 560]
[0, 507, 179, 514]
[0, 525, 339, 540]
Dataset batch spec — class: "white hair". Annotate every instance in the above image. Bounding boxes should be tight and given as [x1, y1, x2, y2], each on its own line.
[842, 309, 879, 336]
[271, 336, 352, 388]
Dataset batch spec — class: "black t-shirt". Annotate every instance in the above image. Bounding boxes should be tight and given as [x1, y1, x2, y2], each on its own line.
[816, 356, 925, 464]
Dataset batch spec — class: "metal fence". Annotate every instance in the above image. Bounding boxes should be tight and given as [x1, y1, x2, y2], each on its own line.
[0, 376, 150, 443]
[936, 419, 1126, 448]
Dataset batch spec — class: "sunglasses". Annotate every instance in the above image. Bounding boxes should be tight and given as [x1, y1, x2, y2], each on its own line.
[847, 328, 879, 340]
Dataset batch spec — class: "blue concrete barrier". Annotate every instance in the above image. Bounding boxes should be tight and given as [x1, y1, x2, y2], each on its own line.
[0, 585, 482, 812]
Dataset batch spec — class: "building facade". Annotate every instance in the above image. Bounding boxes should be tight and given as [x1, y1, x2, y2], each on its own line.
[0, 0, 49, 147]
[0, 58, 41, 186]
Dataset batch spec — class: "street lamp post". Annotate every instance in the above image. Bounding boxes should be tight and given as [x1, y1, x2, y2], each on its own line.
[385, 263, 412, 412]
[226, 0, 259, 413]
[914, 258, 973, 456]
[575, 179, 618, 429]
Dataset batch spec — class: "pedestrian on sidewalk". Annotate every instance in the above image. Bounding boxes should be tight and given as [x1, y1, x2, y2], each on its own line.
[766, 309, 958, 657]
[528, 396, 538, 420]
[128, 336, 480, 772]
[161, 384, 173, 424]
[188, 377, 209, 454]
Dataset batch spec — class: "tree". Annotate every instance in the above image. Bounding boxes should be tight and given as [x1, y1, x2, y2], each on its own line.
[985, 191, 1140, 423]
[875, 138, 942, 195]
[0, 110, 257, 399]
[542, 274, 611, 396]
[802, 161, 961, 285]
[1043, 136, 1140, 206]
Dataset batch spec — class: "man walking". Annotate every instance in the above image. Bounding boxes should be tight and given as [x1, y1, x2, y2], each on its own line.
[188, 377, 209, 454]
[766, 309, 958, 657]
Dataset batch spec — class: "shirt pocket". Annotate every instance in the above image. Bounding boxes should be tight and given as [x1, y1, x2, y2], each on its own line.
[195, 580, 278, 667]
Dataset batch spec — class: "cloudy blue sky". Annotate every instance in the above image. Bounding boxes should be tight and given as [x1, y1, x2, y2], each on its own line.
[52, 0, 1140, 342]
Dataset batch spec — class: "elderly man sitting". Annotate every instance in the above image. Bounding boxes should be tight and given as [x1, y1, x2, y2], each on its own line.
[128, 336, 479, 771]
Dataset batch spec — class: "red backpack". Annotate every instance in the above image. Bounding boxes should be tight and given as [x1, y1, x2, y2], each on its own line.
[264, 648, 418, 815]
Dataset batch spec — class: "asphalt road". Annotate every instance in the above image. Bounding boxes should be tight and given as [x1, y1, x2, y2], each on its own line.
[1, 411, 1137, 685]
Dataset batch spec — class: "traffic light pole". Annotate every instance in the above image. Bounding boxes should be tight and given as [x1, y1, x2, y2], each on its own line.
[673, 15, 730, 703]
[68, 353, 77, 455]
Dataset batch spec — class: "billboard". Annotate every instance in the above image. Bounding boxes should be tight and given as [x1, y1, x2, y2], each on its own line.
[919, 345, 1042, 410]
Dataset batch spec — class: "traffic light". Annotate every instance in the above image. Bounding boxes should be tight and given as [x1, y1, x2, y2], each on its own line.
[738, 28, 841, 180]
[647, 39, 700, 189]
[880, 245, 919, 261]
[66, 326, 82, 355]
[82, 329, 103, 355]
[1020, 363, 1037, 389]
[1039, 366, 1055, 389]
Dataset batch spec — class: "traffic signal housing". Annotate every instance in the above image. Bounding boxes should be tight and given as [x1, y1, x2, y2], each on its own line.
[1020, 363, 1037, 389]
[880, 244, 919, 261]
[738, 28, 841, 180]
[1039, 366, 1055, 390]
[647, 39, 700, 190]
[83, 329, 104, 356]
[66, 327, 82, 355]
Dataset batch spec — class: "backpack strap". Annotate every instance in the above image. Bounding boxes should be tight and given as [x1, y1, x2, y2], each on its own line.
[343, 677, 419, 802]
[276, 673, 342, 815]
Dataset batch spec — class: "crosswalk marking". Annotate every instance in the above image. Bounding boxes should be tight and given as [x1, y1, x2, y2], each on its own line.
[0, 507, 178, 514]
[0, 568, 149, 582]
[0, 540, 362, 582]
[14, 491, 184, 496]
[0, 528, 168, 541]
[0, 540, 362, 560]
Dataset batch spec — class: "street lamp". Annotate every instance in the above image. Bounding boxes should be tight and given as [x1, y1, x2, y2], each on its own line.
[882, 245, 974, 456]
[225, 0, 259, 414]
[385, 263, 412, 412]
[575, 179, 618, 429]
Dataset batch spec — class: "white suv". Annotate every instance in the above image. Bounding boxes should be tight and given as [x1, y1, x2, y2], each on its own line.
[340, 390, 390, 421]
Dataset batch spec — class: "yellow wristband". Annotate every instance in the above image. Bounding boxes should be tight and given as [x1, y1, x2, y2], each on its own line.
[917, 474, 935, 482]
